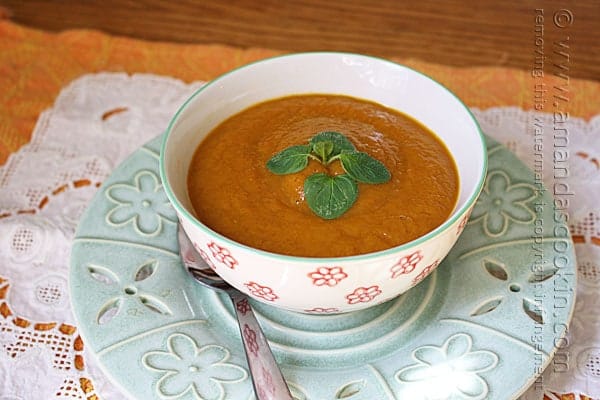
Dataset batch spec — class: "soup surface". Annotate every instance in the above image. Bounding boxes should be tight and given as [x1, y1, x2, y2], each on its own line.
[187, 95, 459, 257]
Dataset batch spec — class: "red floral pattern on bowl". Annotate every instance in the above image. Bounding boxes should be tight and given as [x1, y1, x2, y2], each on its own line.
[390, 251, 423, 278]
[244, 282, 278, 302]
[346, 286, 382, 304]
[207, 242, 238, 269]
[456, 212, 471, 236]
[412, 259, 441, 285]
[193, 242, 216, 270]
[308, 266, 348, 287]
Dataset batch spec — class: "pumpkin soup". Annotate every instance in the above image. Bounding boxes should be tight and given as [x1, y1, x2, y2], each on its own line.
[187, 94, 459, 257]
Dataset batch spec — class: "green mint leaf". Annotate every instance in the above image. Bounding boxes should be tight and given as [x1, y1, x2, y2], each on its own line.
[304, 173, 358, 219]
[339, 152, 391, 184]
[266, 145, 312, 174]
[310, 131, 356, 157]
[312, 141, 334, 163]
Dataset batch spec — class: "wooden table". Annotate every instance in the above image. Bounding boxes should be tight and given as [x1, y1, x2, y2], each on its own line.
[1, 0, 598, 81]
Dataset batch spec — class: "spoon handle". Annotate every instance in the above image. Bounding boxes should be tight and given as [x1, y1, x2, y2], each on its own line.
[230, 292, 294, 400]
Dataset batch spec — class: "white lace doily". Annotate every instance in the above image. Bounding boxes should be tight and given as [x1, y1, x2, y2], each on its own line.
[0, 73, 598, 399]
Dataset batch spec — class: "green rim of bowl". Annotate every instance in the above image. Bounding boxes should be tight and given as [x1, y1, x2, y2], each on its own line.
[159, 51, 488, 262]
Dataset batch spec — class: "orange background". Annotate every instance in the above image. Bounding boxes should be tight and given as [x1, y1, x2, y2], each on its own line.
[1, 19, 599, 166]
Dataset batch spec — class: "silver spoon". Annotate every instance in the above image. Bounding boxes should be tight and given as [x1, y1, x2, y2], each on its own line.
[177, 225, 293, 400]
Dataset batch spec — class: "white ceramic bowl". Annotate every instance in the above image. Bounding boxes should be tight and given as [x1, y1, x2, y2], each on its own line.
[160, 52, 487, 313]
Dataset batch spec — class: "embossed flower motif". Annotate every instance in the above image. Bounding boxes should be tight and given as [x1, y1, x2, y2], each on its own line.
[396, 333, 498, 400]
[391, 251, 423, 278]
[308, 266, 348, 286]
[242, 324, 259, 357]
[207, 242, 238, 269]
[244, 282, 278, 302]
[143, 333, 246, 400]
[412, 259, 440, 286]
[470, 170, 536, 237]
[88, 259, 172, 324]
[471, 258, 557, 323]
[346, 285, 382, 305]
[105, 170, 177, 236]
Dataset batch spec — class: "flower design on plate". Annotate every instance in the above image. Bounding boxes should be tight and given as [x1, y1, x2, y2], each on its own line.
[242, 324, 259, 357]
[308, 266, 348, 287]
[142, 333, 246, 400]
[396, 333, 498, 400]
[88, 259, 172, 324]
[390, 251, 423, 278]
[244, 282, 279, 302]
[207, 242, 238, 269]
[470, 258, 558, 323]
[105, 170, 177, 236]
[346, 285, 382, 305]
[470, 170, 536, 237]
[412, 259, 440, 286]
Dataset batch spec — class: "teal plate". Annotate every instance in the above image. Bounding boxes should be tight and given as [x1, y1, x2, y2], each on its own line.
[70, 134, 576, 400]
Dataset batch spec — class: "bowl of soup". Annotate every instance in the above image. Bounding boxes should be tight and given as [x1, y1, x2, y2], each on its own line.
[160, 52, 487, 313]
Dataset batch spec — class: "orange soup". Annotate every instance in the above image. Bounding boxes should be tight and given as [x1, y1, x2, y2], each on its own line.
[187, 94, 459, 257]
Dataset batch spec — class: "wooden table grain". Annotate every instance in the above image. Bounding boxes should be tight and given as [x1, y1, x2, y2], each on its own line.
[1, 0, 598, 81]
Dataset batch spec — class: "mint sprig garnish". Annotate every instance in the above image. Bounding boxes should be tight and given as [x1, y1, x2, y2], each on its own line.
[266, 131, 391, 219]
[309, 131, 356, 158]
[338, 151, 391, 184]
[304, 173, 358, 220]
[266, 145, 312, 174]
